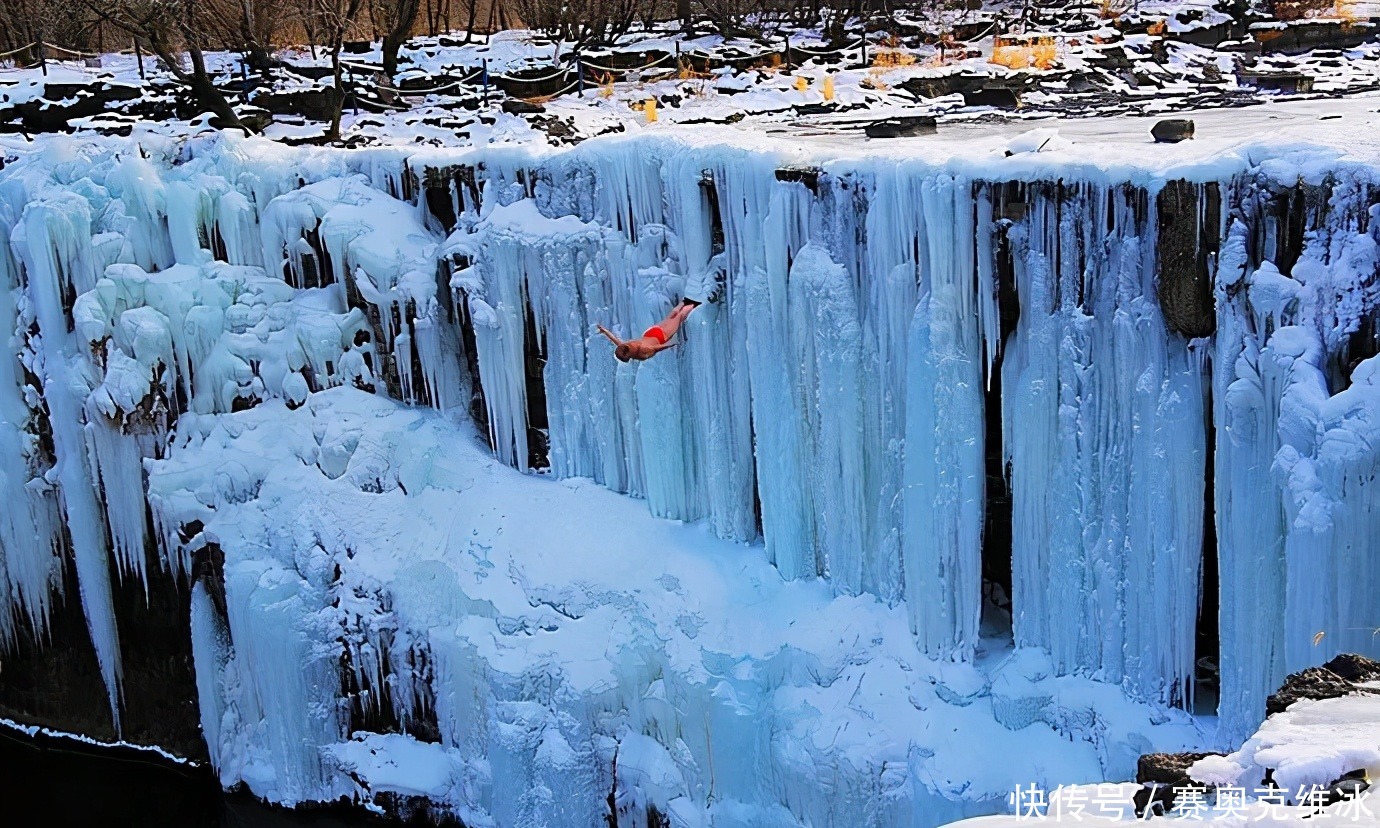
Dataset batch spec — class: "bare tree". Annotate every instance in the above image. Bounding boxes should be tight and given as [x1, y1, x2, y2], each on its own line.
[695, 0, 764, 38]
[231, 0, 292, 70]
[81, 0, 247, 131]
[509, 0, 640, 51]
[298, 0, 366, 141]
[0, 0, 102, 58]
[457, 0, 482, 43]
[371, 0, 423, 78]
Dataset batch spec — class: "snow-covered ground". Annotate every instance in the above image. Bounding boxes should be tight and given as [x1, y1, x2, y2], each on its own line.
[7, 4, 1380, 146]
[0, 91, 1378, 827]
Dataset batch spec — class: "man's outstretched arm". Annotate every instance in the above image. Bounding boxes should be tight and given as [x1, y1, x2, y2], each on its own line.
[595, 324, 623, 346]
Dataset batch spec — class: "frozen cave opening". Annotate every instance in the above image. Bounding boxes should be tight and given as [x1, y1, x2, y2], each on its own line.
[979, 205, 1020, 644]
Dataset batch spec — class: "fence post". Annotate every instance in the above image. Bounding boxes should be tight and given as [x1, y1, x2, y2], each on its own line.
[37, 37, 47, 76]
[482, 58, 489, 106]
[577, 54, 585, 98]
[134, 38, 145, 80]
[785, 36, 791, 69]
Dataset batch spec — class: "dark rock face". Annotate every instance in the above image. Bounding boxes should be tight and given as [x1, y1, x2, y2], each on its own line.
[1324, 770, 1370, 805]
[961, 87, 1021, 108]
[0, 550, 206, 761]
[774, 165, 822, 192]
[1254, 21, 1377, 56]
[425, 185, 458, 234]
[1237, 70, 1315, 93]
[1137, 752, 1220, 786]
[1134, 752, 1218, 819]
[1321, 653, 1380, 683]
[501, 99, 546, 115]
[1156, 180, 1219, 338]
[236, 107, 273, 134]
[257, 89, 336, 121]
[3, 82, 142, 133]
[1266, 665, 1364, 716]
[864, 115, 938, 139]
[1151, 119, 1195, 143]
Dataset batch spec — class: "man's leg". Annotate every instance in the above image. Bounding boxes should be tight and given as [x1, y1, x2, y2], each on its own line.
[658, 310, 684, 341]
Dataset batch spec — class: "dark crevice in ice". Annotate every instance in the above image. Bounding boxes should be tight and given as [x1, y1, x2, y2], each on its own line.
[524, 295, 551, 470]
[1195, 378, 1221, 716]
[979, 198, 1018, 639]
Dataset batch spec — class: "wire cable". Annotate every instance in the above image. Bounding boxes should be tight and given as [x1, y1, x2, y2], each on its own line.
[45, 43, 101, 58]
[491, 64, 572, 83]
[576, 52, 676, 74]
[0, 42, 38, 59]
[791, 37, 867, 57]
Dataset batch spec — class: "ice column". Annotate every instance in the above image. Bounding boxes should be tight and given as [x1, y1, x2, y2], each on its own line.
[901, 174, 985, 660]
[745, 178, 818, 580]
[1212, 218, 1289, 742]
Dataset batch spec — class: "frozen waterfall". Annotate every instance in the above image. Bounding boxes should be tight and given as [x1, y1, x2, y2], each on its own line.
[0, 130, 1376, 826]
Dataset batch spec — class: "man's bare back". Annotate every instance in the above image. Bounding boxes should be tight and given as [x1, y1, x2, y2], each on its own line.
[597, 300, 701, 362]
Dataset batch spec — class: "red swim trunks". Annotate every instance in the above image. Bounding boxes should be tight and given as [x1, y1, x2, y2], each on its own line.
[643, 325, 668, 344]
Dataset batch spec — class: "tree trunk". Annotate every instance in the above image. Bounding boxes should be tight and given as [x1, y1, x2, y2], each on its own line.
[464, 0, 478, 44]
[381, 0, 421, 78]
[326, 46, 346, 141]
[238, 0, 276, 71]
[159, 40, 248, 133]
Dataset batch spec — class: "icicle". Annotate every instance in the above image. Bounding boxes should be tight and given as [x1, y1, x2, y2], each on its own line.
[85, 413, 151, 589]
[189, 580, 231, 775]
[14, 194, 125, 728]
[0, 215, 61, 644]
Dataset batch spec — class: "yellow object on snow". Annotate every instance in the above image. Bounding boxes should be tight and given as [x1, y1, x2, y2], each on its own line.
[990, 36, 1060, 71]
[645, 98, 657, 122]
[823, 74, 835, 101]
[794, 76, 808, 92]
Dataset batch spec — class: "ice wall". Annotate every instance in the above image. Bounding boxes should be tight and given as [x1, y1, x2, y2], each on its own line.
[996, 181, 1208, 706]
[1210, 172, 1380, 743]
[0, 131, 1377, 824]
